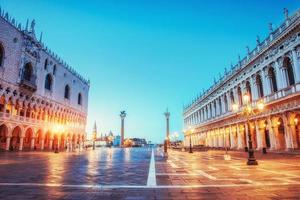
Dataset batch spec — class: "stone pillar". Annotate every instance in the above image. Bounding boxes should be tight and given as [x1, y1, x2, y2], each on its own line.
[19, 137, 24, 151]
[30, 137, 35, 150]
[282, 114, 293, 150]
[267, 117, 276, 150]
[275, 60, 284, 90]
[237, 125, 243, 149]
[120, 111, 127, 146]
[40, 137, 45, 150]
[292, 48, 300, 83]
[289, 124, 298, 149]
[229, 126, 234, 149]
[255, 121, 262, 150]
[5, 137, 11, 151]
[262, 68, 271, 96]
[49, 139, 53, 150]
[251, 76, 258, 101]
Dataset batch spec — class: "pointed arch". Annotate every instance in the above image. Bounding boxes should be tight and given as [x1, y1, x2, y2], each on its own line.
[23, 62, 33, 81]
[45, 73, 53, 91]
[64, 84, 70, 99]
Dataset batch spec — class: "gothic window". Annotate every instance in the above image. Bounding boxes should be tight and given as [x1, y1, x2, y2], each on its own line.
[44, 74, 53, 91]
[0, 43, 4, 67]
[64, 85, 70, 99]
[23, 63, 33, 81]
[256, 74, 264, 98]
[78, 93, 82, 105]
[268, 67, 278, 93]
[53, 65, 56, 75]
[44, 59, 48, 70]
[283, 57, 295, 86]
[245, 81, 252, 102]
[237, 86, 243, 105]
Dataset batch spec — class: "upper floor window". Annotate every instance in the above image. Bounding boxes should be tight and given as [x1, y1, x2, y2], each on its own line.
[245, 81, 252, 102]
[53, 65, 56, 75]
[283, 57, 295, 86]
[23, 63, 33, 81]
[268, 67, 278, 93]
[78, 93, 82, 105]
[44, 59, 48, 70]
[256, 74, 264, 98]
[45, 74, 53, 91]
[237, 86, 243, 105]
[0, 43, 4, 67]
[64, 84, 70, 99]
[230, 91, 235, 104]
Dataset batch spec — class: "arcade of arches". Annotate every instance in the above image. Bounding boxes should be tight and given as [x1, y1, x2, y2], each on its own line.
[0, 124, 85, 151]
[187, 112, 300, 151]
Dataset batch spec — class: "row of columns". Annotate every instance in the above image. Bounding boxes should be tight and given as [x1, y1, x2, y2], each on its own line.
[185, 113, 300, 151]
[184, 49, 300, 128]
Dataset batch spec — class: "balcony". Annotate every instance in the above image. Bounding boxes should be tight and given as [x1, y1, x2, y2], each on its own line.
[19, 73, 37, 91]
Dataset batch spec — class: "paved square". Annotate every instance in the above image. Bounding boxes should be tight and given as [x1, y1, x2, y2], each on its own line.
[0, 148, 300, 199]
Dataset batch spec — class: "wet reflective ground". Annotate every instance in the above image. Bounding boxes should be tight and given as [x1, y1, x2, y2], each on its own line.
[0, 148, 300, 199]
[0, 148, 151, 186]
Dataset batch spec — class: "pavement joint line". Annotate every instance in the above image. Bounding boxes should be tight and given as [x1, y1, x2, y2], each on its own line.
[1, 182, 300, 189]
[208, 166, 219, 171]
[167, 160, 178, 168]
[258, 168, 300, 178]
[146, 148, 157, 186]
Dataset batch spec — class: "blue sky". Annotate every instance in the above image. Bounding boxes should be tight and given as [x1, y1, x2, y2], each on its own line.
[1, 0, 299, 143]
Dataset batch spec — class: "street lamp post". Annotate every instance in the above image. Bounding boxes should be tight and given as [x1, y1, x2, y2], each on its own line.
[189, 134, 193, 153]
[232, 94, 264, 165]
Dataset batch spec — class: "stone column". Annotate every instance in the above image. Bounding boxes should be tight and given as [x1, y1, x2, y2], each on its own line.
[49, 138, 53, 150]
[282, 114, 293, 150]
[251, 76, 258, 101]
[5, 137, 11, 151]
[40, 137, 45, 150]
[237, 125, 243, 149]
[292, 48, 300, 83]
[255, 121, 262, 150]
[275, 60, 284, 90]
[289, 124, 298, 149]
[120, 111, 127, 146]
[267, 117, 276, 150]
[229, 126, 234, 149]
[19, 137, 24, 151]
[30, 137, 35, 150]
[262, 68, 271, 96]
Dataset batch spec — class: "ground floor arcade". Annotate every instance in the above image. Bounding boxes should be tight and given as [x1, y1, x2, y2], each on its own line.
[184, 111, 300, 151]
[0, 123, 85, 151]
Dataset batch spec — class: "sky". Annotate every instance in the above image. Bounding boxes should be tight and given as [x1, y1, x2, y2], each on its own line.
[0, 0, 299, 143]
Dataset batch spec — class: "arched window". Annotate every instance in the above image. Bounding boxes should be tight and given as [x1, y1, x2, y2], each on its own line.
[256, 74, 264, 98]
[0, 43, 4, 67]
[283, 57, 295, 86]
[53, 65, 56, 75]
[23, 63, 33, 81]
[245, 81, 252, 102]
[230, 91, 235, 104]
[44, 74, 53, 91]
[78, 93, 82, 105]
[64, 85, 70, 99]
[268, 67, 278, 93]
[44, 59, 48, 70]
[237, 86, 243, 105]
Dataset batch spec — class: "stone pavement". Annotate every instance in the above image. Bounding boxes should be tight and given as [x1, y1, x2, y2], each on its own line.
[0, 148, 299, 199]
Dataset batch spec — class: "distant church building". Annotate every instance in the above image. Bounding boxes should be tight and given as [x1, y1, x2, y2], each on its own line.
[0, 9, 89, 151]
[183, 9, 300, 151]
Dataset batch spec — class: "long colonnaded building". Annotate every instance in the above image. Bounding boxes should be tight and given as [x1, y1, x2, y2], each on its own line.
[183, 8, 300, 151]
[0, 8, 89, 151]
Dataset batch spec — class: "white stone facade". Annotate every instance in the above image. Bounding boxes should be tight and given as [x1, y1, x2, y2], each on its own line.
[183, 9, 300, 151]
[0, 10, 89, 151]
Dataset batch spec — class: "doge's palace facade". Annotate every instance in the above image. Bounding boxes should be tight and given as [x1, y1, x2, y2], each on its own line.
[0, 9, 89, 151]
[183, 9, 300, 151]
